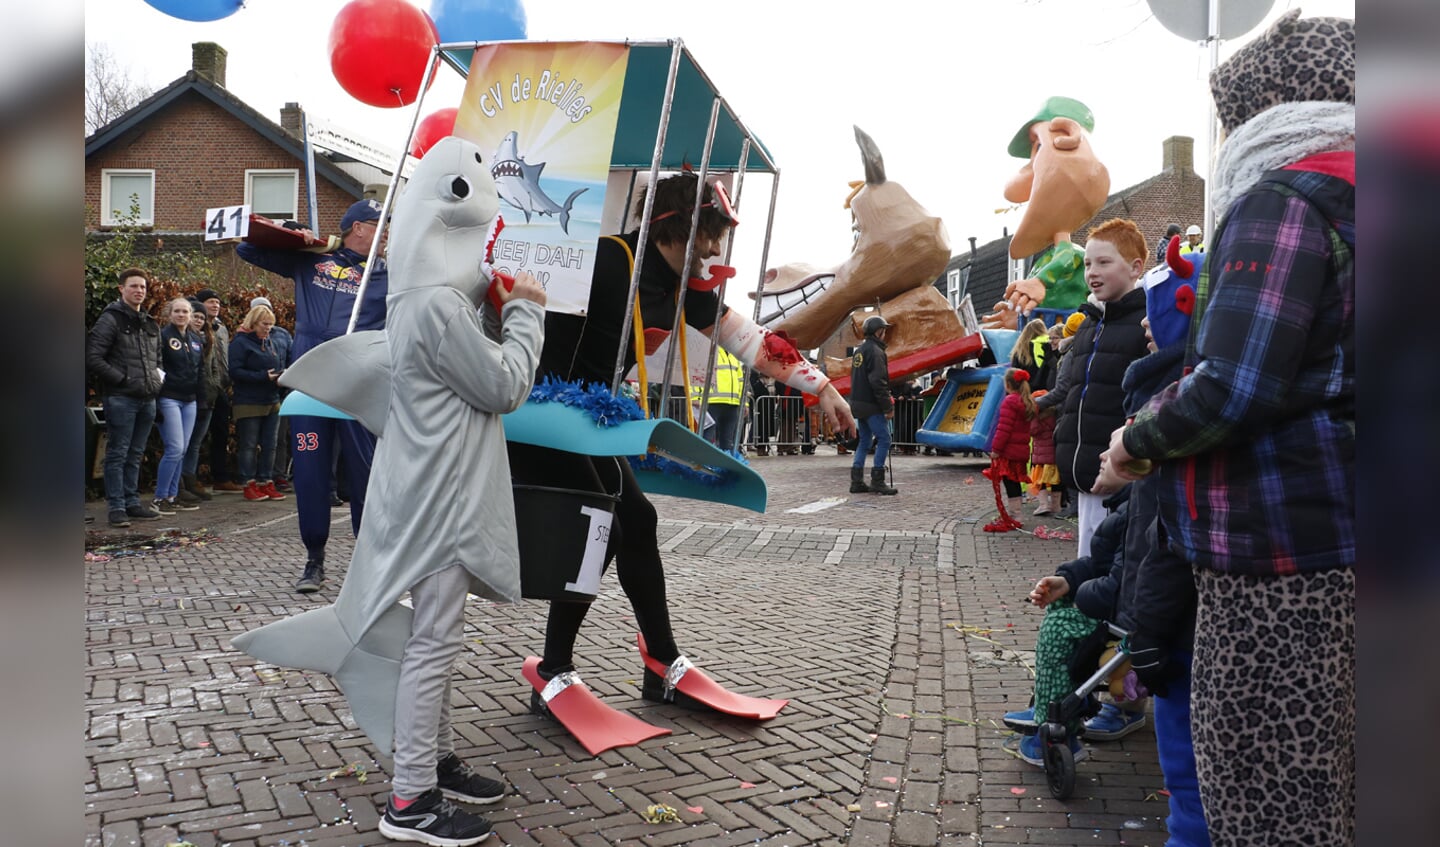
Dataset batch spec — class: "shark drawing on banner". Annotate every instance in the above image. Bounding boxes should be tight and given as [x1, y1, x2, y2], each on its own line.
[490, 130, 587, 235]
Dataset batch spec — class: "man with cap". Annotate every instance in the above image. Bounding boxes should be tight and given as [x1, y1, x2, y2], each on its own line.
[847, 313, 897, 495]
[237, 198, 389, 593]
[1179, 224, 1205, 255]
[251, 295, 295, 491]
[983, 95, 1111, 330]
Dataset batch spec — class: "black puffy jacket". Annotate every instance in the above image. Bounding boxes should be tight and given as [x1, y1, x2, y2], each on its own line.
[158, 325, 203, 402]
[86, 301, 163, 399]
[1053, 287, 1149, 491]
[847, 335, 892, 418]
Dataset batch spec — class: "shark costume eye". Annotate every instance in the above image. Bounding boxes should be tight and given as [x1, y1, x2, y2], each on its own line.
[474, 152, 483, 165]
[447, 176, 471, 199]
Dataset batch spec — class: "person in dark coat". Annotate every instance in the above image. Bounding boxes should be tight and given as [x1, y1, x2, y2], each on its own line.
[86, 268, 163, 527]
[847, 314, 896, 494]
[1048, 219, 1151, 556]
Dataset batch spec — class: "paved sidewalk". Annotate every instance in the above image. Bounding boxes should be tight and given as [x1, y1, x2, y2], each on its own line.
[85, 452, 1171, 846]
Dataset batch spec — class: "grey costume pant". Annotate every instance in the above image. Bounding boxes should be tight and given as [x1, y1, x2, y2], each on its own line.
[390, 564, 468, 798]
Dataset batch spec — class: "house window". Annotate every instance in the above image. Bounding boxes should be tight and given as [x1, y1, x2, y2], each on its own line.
[946, 268, 961, 307]
[101, 169, 154, 226]
[246, 169, 299, 220]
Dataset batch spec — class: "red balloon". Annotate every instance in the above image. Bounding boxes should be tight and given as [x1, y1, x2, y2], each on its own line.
[329, 0, 440, 108]
[410, 107, 459, 158]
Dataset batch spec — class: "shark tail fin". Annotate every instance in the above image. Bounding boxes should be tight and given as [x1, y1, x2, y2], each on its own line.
[560, 187, 588, 235]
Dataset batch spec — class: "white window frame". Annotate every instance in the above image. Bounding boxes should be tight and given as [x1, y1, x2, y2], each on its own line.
[946, 268, 961, 308]
[244, 168, 300, 220]
[100, 168, 155, 226]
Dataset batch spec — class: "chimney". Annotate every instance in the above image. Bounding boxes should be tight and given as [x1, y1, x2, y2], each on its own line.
[280, 102, 303, 138]
[192, 42, 227, 87]
[1162, 135, 1194, 173]
[967, 236, 978, 256]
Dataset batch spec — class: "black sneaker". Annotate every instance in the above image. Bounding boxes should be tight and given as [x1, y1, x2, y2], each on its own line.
[126, 503, 160, 520]
[171, 496, 199, 512]
[151, 498, 177, 516]
[108, 510, 132, 528]
[378, 787, 491, 846]
[436, 753, 505, 805]
[294, 560, 324, 594]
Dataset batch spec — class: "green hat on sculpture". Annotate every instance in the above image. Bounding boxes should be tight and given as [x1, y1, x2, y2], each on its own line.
[1007, 96, 1096, 158]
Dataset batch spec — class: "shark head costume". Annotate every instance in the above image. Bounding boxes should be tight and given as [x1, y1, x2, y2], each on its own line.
[231, 136, 546, 755]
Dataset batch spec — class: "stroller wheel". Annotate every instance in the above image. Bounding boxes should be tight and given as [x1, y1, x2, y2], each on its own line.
[1041, 727, 1076, 799]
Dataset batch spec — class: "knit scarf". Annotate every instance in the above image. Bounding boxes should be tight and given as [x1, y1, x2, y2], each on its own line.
[1211, 101, 1355, 222]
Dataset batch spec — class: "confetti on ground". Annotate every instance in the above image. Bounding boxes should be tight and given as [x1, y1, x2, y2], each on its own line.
[874, 801, 890, 809]
[739, 781, 756, 789]
[643, 804, 680, 823]
[686, 805, 704, 814]
[846, 804, 862, 812]
[86, 528, 220, 560]
[1033, 525, 1076, 541]
[592, 771, 607, 780]
[326, 762, 368, 783]
[166, 842, 200, 847]
[882, 776, 898, 784]
[1010, 787, 1027, 795]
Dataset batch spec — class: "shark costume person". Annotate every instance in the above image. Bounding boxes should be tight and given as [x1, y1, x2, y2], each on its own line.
[236, 199, 390, 594]
[513, 172, 857, 717]
[234, 137, 547, 846]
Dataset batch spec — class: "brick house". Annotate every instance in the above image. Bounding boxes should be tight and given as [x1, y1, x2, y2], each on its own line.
[84, 42, 386, 254]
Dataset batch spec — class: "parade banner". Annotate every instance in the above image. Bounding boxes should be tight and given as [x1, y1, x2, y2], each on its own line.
[455, 41, 630, 315]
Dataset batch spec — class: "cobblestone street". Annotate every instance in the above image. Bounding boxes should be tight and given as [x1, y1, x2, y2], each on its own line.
[85, 451, 1171, 846]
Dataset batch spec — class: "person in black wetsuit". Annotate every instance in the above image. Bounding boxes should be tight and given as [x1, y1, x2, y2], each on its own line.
[512, 172, 856, 707]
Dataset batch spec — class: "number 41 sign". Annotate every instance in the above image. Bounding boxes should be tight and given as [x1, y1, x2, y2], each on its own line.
[204, 205, 251, 241]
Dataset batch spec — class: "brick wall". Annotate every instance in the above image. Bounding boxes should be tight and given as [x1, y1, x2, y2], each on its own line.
[1075, 169, 1206, 265]
[84, 90, 356, 236]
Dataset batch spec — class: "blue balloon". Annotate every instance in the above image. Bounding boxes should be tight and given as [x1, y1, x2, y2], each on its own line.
[430, 0, 527, 44]
[142, 0, 245, 22]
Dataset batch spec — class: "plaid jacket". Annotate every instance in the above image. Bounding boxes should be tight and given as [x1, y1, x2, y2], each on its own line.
[1123, 157, 1355, 576]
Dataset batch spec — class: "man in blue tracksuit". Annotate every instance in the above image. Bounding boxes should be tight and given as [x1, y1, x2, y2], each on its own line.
[237, 199, 388, 593]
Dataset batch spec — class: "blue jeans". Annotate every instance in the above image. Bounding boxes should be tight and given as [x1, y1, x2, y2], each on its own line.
[235, 411, 280, 484]
[155, 398, 197, 500]
[709, 403, 741, 452]
[852, 412, 891, 471]
[183, 405, 213, 478]
[102, 394, 157, 512]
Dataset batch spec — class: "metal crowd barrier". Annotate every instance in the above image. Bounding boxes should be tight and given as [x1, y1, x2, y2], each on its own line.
[742, 395, 927, 454]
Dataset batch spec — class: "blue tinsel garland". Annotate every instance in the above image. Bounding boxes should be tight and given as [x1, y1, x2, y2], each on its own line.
[524, 377, 744, 487]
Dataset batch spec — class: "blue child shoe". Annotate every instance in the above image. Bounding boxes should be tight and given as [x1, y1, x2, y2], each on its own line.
[1082, 702, 1147, 741]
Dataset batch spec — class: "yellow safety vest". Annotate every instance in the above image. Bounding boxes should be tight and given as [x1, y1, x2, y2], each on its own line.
[692, 347, 743, 406]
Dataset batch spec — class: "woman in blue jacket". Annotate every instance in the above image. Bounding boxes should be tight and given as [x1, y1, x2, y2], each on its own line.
[228, 304, 286, 502]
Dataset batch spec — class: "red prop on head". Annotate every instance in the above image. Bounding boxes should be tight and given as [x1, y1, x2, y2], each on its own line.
[1165, 235, 1193, 278]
